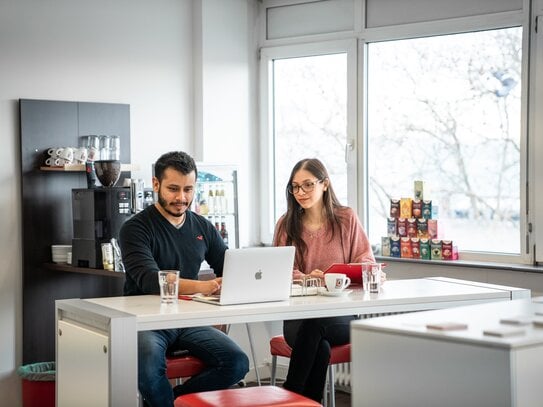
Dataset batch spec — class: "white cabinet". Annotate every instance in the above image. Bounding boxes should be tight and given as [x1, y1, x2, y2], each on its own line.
[57, 320, 109, 407]
[351, 298, 543, 407]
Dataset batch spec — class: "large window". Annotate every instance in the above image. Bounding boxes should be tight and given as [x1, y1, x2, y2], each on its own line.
[273, 53, 348, 219]
[260, 41, 357, 240]
[366, 27, 523, 256]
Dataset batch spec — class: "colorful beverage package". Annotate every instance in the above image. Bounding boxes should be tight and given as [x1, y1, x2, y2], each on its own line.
[390, 199, 400, 218]
[406, 218, 417, 237]
[400, 198, 413, 219]
[422, 200, 432, 219]
[390, 236, 401, 257]
[381, 236, 391, 256]
[411, 237, 420, 259]
[412, 199, 422, 218]
[430, 239, 442, 260]
[420, 238, 430, 259]
[387, 217, 398, 237]
[428, 219, 438, 239]
[397, 217, 407, 237]
[417, 218, 428, 238]
[442, 240, 453, 260]
[400, 237, 412, 258]
[414, 180, 425, 200]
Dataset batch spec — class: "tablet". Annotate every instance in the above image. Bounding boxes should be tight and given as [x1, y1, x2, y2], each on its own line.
[324, 263, 362, 284]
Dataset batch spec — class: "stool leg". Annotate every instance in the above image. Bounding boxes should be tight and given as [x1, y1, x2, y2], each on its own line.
[328, 365, 335, 407]
[245, 323, 261, 386]
[270, 355, 277, 385]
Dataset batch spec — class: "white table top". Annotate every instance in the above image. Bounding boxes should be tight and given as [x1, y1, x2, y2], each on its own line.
[79, 277, 525, 331]
[352, 297, 543, 349]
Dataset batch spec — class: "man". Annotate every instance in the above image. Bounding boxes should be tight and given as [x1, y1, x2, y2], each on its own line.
[119, 151, 249, 407]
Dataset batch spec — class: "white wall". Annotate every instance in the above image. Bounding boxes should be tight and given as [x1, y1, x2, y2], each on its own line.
[0, 1, 195, 404]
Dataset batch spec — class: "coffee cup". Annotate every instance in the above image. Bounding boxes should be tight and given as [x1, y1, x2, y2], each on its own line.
[158, 270, 179, 304]
[57, 147, 74, 163]
[74, 147, 88, 163]
[47, 147, 58, 156]
[45, 157, 62, 166]
[324, 273, 351, 292]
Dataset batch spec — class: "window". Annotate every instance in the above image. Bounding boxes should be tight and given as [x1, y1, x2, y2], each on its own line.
[260, 41, 357, 241]
[366, 28, 523, 256]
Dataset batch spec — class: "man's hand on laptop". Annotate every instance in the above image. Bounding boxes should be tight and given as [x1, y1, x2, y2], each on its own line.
[198, 278, 222, 296]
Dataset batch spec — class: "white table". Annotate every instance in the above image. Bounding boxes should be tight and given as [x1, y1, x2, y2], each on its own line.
[351, 297, 543, 407]
[55, 277, 529, 407]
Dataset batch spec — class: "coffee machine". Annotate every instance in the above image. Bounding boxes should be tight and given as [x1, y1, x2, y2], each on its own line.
[71, 187, 132, 268]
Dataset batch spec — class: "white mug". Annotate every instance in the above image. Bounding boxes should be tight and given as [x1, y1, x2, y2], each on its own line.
[47, 147, 58, 157]
[57, 147, 74, 163]
[73, 147, 88, 163]
[45, 157, 62, 166]
[324, 273, 351, 292]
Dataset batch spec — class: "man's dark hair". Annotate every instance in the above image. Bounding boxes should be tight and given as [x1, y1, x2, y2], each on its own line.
[154, 151, 198, 181]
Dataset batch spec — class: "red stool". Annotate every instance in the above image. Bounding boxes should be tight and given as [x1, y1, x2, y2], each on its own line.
[269, 335, 350, 407]
[174, 385, 322, 407]
[166, 354, 206, 384]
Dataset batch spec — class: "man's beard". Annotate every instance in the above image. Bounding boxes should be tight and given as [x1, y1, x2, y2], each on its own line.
[157, 190, 191, 218]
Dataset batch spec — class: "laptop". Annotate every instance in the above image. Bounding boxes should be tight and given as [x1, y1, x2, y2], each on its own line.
[192, 246, 295, 306]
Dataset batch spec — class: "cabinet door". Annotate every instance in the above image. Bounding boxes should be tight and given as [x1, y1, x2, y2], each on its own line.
[57, 320, 109, 407]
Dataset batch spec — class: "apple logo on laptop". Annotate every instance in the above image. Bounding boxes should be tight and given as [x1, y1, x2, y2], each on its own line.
[255, 269, 262, 280]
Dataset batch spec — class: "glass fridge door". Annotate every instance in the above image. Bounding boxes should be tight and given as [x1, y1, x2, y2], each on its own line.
[193, 164, 239, 249]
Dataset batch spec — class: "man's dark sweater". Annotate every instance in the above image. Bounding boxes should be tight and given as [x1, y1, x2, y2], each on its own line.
[119, 205, 227, 296]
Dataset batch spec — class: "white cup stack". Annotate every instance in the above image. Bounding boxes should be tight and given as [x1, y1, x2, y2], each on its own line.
[51, 245, 72, 263]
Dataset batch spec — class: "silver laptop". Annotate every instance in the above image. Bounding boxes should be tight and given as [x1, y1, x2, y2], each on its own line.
[193, 246, 295, 306]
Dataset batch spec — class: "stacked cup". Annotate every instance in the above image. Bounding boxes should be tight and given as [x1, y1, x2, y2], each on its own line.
[51, 245, 72, 263]
[45, 147, 88, 167]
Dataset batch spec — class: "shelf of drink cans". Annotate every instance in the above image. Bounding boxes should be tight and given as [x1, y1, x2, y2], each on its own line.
[381, 182, 458, 261]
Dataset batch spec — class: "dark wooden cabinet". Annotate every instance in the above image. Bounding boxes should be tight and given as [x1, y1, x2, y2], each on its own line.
[20, 99, 131, 363]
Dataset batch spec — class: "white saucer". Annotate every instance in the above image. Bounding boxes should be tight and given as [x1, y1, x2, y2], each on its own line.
[318, 288, 353, 297]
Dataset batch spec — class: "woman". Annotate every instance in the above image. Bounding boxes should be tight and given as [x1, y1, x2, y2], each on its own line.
[273, 158, 378, 402]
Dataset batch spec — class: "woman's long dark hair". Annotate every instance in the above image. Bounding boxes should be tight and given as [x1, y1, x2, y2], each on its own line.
[278, 158, 343, 272]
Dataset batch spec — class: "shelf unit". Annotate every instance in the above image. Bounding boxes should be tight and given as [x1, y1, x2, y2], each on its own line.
[44, 262, 125, 278]
[40, 163, 138, 172]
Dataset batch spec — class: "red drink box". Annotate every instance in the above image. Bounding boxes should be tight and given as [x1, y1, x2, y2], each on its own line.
[412, 199, 422, 218]
[390, 199, 400, 218]
[428, 219, 438, 239]
[442, 240, 453, 260]
[406, 218, 417, 237]
[400, 236, 412, 258]
[411, 237, 420, 259]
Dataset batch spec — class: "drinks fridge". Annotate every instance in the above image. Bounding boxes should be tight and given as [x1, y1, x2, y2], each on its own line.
[193, 164, 239, 249]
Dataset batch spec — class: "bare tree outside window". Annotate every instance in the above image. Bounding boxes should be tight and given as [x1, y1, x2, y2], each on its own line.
[367, 27, 522, 254]
[273, 53, 348, 220]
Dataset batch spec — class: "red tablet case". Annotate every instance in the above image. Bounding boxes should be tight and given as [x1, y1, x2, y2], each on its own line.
[324, 263, 362, 284]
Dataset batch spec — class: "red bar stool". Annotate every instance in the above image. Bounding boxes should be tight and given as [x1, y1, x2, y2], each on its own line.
[166, 353, 206, 385]
[174, 385, 322, 407]
[269, 335, 350, 407]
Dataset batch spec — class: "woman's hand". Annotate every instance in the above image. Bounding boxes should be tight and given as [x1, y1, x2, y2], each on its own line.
[307, 269, 325, 280]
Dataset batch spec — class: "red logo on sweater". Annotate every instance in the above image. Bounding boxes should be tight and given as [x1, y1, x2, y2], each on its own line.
[196, 235, 203, 240]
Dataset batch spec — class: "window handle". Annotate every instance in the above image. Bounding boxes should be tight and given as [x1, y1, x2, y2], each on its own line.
[345, 139, 355, 162]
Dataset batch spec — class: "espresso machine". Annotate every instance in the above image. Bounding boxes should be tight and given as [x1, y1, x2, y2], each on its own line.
[71, 187, 132, 268]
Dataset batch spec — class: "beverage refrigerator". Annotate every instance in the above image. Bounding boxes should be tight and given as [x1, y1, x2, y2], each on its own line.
[193, 164, 239, 249]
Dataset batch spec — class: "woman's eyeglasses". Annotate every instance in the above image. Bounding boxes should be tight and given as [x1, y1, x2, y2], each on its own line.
[287, 179, 323, 195]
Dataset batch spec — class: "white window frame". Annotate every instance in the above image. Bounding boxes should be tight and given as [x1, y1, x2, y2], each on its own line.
[259, 39, 358, 244]
[258, 0, 539, 265]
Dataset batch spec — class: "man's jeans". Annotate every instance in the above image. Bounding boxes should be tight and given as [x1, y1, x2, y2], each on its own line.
[138, 326, 249, 407]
